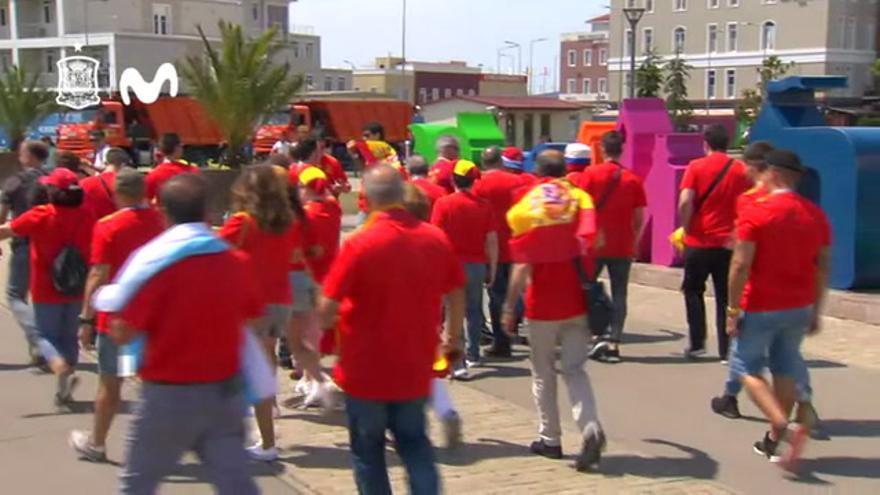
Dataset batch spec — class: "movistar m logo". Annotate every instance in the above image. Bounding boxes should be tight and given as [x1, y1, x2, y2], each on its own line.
[119, 63, 179, 105]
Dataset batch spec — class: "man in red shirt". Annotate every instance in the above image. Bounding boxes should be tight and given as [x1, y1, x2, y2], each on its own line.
[571, 132, 646, 363]
[472, 146, 525, 357]
[429, 135, 459, 194]
[111, 174, 262, 494]
[726, 150, 830, 470]
[317, 136, 352, 197]
[318, 165, 465, 495]
[408, 155, 447, 217]
[431, 160, 498, 378]
[145, 133, 199, 202]
[80, 148, 132, 220]
[502, 151, 605, 472]
[68, 169, 164, 462]
[678, 125, 751, 360]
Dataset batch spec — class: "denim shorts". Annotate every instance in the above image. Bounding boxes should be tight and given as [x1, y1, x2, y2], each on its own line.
[730, 306, 812, 378]
[289, 270, 317, 314]
[251, 304, 293, 339]
[97, 333, 119, 376]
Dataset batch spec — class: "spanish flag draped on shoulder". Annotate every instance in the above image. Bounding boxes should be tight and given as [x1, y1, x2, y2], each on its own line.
[507, 178, 597, 263]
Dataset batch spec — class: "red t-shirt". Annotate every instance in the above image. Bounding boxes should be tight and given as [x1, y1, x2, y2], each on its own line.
[472, 169, 525, 263]
[571, 162, 647, 258]
[304, 199, 342, 283]
[11, 205, 95, 303]
[430, 157, 456, 194]
[430, 190, 495, 263]
[146, 161, 199, 201]
[737, 191, 831, 312]
[736, 185, 768, 216]
[526, 257, 590, 321]
[680, 152, 751, 248]
[80, 170, 117, 220]
[90, 207, 165, 333]
[218, 212, 299, 304]
[320, 154, 350, 196]
[322, 209, 465, 401]
[121, 250, 263, 383]
[412, 177, 448, 216]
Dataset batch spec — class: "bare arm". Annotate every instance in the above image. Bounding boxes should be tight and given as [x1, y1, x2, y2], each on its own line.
[109, 317, 135, 345]
[443, 287, 465, 359]
[678, 189, 696, 234]
[633, 206, 645, 251]
[317, 295, 340, 331]
[501, 263, 531, 335]
[78, 264, 110, 349]
[725, 240, 756, 336]
[0, 223, 15, 242]
[809, 247, 831, 335]
[485, 231, 498, 287]
[0, 204, 9, 225]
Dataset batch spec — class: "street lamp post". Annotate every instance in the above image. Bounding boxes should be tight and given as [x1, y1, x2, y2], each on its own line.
[504, 40, 522, 74]
[622, 7, 645, 99]
[528, 37, 548, 95]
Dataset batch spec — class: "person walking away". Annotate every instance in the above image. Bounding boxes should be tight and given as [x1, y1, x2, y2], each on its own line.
[677, 124, 750, 360]
[0, 140, 52, 364]
[145, 133, 199, 202]
[0, 168, 95, 409]
[408, 154, 448, 216]
[317, 135, 352, 197]
[432, 160, 498, 379]
[570, 132, 647, 363]
[57, 152, 91, 180]
[430, 136, 460, 194]
[564, 143, 591, 181]
[318, 165, 465, 495]
[69, 168, 164, 461]
[80, 148, 132, 220]
[502, 150, 606, 472]
[109, 174, 262, 494]
[726, 150, 829, 471]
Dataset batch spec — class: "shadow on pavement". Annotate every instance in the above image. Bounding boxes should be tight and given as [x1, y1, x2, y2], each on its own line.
[621, 329, 684, 345]
[164, 461, 285, 484]
[469, 363, 531, 379]
[599, 439, 718, 480]
[621, 354, 715, 365]
[0, 362, 31, 371]
[804, 359, 847, 369]
[22, 400, 136, 419]
[819, 419, 880, 438]
[794, 457, 880, 483]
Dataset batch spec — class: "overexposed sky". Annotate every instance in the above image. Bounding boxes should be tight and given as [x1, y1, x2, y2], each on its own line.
[290, 0, 607, 92]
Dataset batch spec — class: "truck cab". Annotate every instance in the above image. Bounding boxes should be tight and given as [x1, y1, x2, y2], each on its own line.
[253, 104, 312, 156]
[56, 100, 130, 162]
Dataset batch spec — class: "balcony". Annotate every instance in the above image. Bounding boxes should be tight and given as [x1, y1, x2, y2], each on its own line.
[17, 23, 54, 39]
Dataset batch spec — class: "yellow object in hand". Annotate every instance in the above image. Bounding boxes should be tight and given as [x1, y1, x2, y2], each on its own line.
[669, 227, 686, 253]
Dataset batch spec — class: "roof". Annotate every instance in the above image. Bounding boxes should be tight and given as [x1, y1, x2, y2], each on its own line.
[427, 95, 585, 110]
[588, 13, 610, 23]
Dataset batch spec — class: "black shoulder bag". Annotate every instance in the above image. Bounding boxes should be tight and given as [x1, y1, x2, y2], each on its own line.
[692, 158, 735, 215]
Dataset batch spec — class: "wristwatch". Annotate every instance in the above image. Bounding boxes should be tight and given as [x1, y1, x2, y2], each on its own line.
[78, 315, 96, 326]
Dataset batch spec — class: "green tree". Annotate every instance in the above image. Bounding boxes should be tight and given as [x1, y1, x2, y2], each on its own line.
[663, 53, 694, 131]
[179, 22, 303, 167]
[636, 51, 663, 98]
[0, 66, 57, 151]
[735, 56, 793, 128]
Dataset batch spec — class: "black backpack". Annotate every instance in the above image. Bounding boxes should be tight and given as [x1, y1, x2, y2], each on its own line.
[52, 245, 88, 296]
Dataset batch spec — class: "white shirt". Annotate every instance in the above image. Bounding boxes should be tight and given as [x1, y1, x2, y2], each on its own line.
[271, 140, 292, 156]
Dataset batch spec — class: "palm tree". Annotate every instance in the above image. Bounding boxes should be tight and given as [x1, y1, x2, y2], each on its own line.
[179, 22, 303, 167]
[0, 66, 57, 151]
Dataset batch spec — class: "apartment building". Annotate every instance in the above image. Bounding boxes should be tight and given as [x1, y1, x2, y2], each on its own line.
[608, 0, 879, 103]
[0, 0, 343, 93]
[559, 13, 610, 102]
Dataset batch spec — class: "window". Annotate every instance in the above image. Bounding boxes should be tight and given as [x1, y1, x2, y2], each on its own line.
[598, 78, 608, 94]
[152, 4, 171, 35]
[292, 42, 299, 58]
[1, 7, 6, 27]
[599, 48, 608, 65]
[456, 88, 464, 96]
[674, 27, 687, 53]
[761, 21, 776, 51]
[419, 88, 428, 103]
[370, 87, 377, 93]
[707, 24, 718, 53]
[626, 0, 636, 7]
[583, 78, 592, 94]
[864, 23, 876, 51]
[567, 49, 576, 67]
[540, 114, 551, 140]
[727, 23, 738, 51]
[324, 76, 333, 91]
[504, 114, 516, 146]
[43, 1, 51, 23]
[674, 0, 687, 11]
[624, 73, 633, 97]
[305, 43, 314, 59]
[646, 0, 654, 13]
[305, 74, 313, 88]
[523, 113, 535, 150]
[444, 88, 452, 98]
[846, 17, 857, 50]
[468, 88, 476, 96]
[708, 0, 720, 8]
[46, 52, 55, 73]
[706, 69, 717, 99]
[1, 54, 8, 71]
[728, 0, 739, 6]
[252, 4, 259, 21]
[567, 78, 576, 93]
[337, 77, 346, 91]
[432, 88, 440, 100]
[643, 28, 654, 54]
[725, 68, 736, 98]
[762, 0, 777, 3]
[583, 49, 592, 66]
[624, 29, 633, 58]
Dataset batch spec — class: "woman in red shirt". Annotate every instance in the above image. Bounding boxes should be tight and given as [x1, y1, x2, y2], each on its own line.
[218, 164, 300, 462]
[0, 168, 95, 410]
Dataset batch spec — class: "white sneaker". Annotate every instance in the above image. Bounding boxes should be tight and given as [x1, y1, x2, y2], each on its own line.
[452, 367, 469, 381]
[293, 377, 311, 397]
[303, 381, 335, 409]
[246, 444, 279, 462]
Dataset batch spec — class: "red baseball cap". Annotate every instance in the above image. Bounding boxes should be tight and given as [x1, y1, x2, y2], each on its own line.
[39, 168, 79, 190]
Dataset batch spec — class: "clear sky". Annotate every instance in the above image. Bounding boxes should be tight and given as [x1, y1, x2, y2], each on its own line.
[290, 0, 607, 92]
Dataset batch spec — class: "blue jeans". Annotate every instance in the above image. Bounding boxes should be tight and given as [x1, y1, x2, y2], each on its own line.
[723, 336, 813, 402]
[7, 241, 39, 348]
[463, 263, 487, 362]
[487, 263, 512, 349]
[344, 395, 438, 495]
[34, 302, 81, 366]
[594, 257, 632, 343]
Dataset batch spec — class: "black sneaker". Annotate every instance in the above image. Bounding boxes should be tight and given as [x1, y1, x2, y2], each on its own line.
[596, 348, 621, 364]
[529, 439, 563, 460]
[711, 395, 741, 419]
[575, 429, 606, 472]
[589, 340, 610, 360]
[753, 432, 781, 463]
[484, 345, 512, 358]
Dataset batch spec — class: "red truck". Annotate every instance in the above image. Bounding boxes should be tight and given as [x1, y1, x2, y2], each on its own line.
[56, 96, 224, 166]
[252, 98, 414, 157]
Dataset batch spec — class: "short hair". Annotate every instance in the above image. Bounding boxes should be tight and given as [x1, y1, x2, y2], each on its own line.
[22, 141, 50, 162]
[436, 135, 459, 150]
[535, 150, 566, 178]
[407, 155, 429, 176]
[114, 167, 146, 200]
[482, 146, 502, 168]
[766, 149, 805, 175]
[703, 124, 729, 152]
[364, 164, 404, 206]
[601, 131, 624, 158]
[453, 173, 476, 190]
[49, 187, 84, 207]
[363, 121, 385, 140]
[402, 183, 430, 221]
[159, 173, 208, 224]
[291, 137, 318, 162]
[56, 151, 82, 172]
[159, 133, 182, 156]
[743, 141, 774, 171]
[105, 148, 132, 168]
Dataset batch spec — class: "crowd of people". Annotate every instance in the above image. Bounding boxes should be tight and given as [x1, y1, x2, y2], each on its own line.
[0, 121, 830, 494]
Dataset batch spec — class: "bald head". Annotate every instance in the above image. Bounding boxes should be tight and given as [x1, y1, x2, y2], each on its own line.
[159, 173, 208, 225]
[407, 155, 429, 177]
[364, 164, 404, 208]
[535, 150, 566, 178]
[482, 146, 503, 169]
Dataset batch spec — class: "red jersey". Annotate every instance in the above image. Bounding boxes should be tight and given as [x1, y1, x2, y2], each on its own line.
[304, 199, 342, 283]
[430, 190, 495, 263]
[121, 250, 263, 383]
[736, 185, 768, 216]
[80, 171, 117, 220]
[737, 191, 831, 312]
[430, 157, 456, 194]
[146, 161, 199, 201]
[680, 152, 751, 248]
[474, 169, 537, 263]
[320, 154, 350, 196]
[10, 205, 95, 303]
[322, 209, 464, 401]
[526, 257, 591, 321]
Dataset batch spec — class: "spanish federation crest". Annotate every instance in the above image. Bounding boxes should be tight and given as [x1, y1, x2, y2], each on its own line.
[55, 55, 101, 110]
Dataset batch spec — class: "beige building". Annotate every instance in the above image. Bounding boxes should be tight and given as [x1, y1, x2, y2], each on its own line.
[0, 0, 339, 93]
[608, 0, 879, 102]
